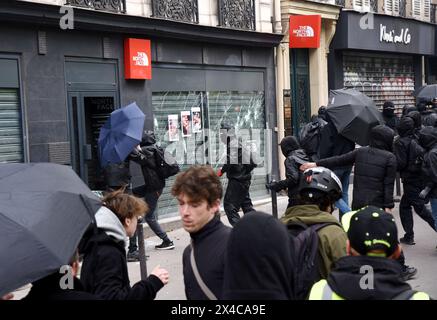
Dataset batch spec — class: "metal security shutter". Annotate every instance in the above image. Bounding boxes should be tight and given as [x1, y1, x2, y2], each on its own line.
[0, 89, 23, 162]
[207, 91, 268, 199]
[152, 91, 204, 218]
[343, 51, 415, 115]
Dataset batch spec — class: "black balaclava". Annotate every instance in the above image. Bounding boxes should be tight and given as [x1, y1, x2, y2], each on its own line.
[280, 136, 300, 157]
[406, 111, 422, 129]
[397, 116, 414, 138]
[383, 101, 395, 118]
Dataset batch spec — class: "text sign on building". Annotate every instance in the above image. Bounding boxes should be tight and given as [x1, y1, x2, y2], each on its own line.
[379, 24, 411, 45]
[124, 38, 151, 79]
[289, 15, 321, 48]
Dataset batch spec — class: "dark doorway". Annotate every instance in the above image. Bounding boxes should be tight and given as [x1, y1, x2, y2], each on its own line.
[290, 49, 311, 136]
[68, 92, 116, 190]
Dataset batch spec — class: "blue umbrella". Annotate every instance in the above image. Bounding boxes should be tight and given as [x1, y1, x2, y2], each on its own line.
[98, 102, 145, 167]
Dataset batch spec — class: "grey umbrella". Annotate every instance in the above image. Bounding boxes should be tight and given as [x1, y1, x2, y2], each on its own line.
[327, 88, 384, 146]
[0, 163, 101, 297]
[414, 84, 437, 103]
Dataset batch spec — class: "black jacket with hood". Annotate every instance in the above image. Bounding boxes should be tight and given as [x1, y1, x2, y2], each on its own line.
[221, 135, 257, 182]
[182, 215, 231, 300]
[272, 136, 309, 202]
[317, 125, 397, 210]
[130, 131, 165, 193]
[419, 126, 437, 198]
[223, 212, 294, 300]
[79, 206, 163, 300]
[394, 116, 425, 185]
[325, 255, 412, 300]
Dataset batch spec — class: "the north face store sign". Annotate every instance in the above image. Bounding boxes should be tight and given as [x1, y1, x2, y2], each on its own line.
[289, 15, 321, 48]
[124, 38, 152, 79]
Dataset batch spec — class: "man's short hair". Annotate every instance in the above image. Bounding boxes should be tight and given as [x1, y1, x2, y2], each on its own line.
[171, 165, 223, 206]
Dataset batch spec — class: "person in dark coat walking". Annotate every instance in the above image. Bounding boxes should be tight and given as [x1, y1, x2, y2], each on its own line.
[22, 250, 99, 301]
[266, 136, 310, 208]
[394, 117, 435, 245]
[382, 101, 400, 133]
[318, 114, 355, 218]
[79, 190, 169, 300]
[218, 123, 257, 226]
[129, 131, 175, 257]
[172, 165, 231, 300]
[309, 206, 431, 300]
[223, 211, 294, 300]
[418, 126, 437, 234]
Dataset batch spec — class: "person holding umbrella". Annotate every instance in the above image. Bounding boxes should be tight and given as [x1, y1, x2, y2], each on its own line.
[79, 189, 169, 300]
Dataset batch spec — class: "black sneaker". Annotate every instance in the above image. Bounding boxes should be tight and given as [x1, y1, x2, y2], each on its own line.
[401, 266, 418, 281]
[400, 237, 416, 245]
[155, 240, 175, 250]
[127, 250, 140, 262]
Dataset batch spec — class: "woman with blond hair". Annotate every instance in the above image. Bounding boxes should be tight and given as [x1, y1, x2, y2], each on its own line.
[80, 189, 169, 300]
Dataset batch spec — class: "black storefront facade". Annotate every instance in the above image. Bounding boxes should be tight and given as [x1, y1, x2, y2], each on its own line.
[0, 1, 282, 218]
[329, 11, 435, 113]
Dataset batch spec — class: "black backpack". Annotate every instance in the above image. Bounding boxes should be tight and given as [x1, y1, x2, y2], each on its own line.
[287, 221, 335, 300]
[298, 119, 326, 158]
[154, 146, 180, 179]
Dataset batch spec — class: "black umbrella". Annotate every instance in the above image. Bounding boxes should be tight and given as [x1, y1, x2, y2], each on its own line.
[327, 88, 383, 146]
[0, 163, 101, 297]
[414, 84, 437, 103]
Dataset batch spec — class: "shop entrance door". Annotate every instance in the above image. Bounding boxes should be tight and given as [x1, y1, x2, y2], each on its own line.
[67, 92, 117, 190]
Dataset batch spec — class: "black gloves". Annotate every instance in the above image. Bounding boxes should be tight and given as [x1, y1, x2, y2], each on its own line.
[266, 181, 282, 192]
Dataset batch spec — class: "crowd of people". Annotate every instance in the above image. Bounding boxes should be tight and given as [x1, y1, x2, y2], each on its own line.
[4, 97, 437, 301]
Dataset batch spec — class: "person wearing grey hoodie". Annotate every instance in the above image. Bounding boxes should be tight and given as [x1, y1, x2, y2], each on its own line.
[79, 190, 169, 300]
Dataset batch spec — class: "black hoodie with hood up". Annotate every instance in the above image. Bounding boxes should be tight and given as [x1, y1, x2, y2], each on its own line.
[130, 131, 165, 193]
[419, 126, 437, 198]
[269, 136, 309, 204]
[317, 125, 397, 210]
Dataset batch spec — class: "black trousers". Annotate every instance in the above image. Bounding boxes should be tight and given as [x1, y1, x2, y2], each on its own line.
[399, 182, 436, 240]
[224, 179, 254, 227]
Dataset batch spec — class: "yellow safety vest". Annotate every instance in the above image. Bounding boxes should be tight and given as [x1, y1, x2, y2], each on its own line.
[309, 279, 430, 300]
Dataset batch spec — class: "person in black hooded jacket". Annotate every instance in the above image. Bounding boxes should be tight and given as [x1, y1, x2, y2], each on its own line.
[309, 206, 431, 300]
[265, 136, 309, 208]
[418, 126, 437, 234]
[394, 117, 435, 245]
[223, 211, 294, 300]
[218, 123, 257, 226]
[382, 101, 400, 133]
[303, 125, 397, 211]
[129, 130, 174, 254]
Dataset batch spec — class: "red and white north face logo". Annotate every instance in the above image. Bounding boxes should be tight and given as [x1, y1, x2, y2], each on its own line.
[132, 52, 149, 66]
[293, 26, 315, 37]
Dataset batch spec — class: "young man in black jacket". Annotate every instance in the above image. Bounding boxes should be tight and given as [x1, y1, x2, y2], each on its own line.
[217, 123, 257, 226]
[172, 165, 231, 300]
[266, 136, 309, 208]
[130, 131, 174, 257]
[394, 117, 435, 245]
[309, 206, 431, 300]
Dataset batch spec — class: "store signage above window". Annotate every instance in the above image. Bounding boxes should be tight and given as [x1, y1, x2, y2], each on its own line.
[289, 15, 321, 48]
[124, 38, 152, 80]
[330, 12, 435, 55]
[380, 25, 411, 45]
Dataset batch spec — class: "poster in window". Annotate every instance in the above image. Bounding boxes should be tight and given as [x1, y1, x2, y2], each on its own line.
[181, 110, 192, 137]
[191, 107, 202, 133]
[168, 114, 179, 142]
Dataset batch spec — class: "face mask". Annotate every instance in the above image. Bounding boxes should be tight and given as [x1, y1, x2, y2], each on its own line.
[383, 108, 395, 117]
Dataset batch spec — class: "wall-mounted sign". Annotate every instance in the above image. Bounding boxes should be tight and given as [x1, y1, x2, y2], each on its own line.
[380, 24, 411, 45]
[124, 38, 152, 80]
[289, 15, 321, 48]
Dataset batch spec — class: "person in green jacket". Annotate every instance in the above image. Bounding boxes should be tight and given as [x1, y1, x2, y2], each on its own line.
[309, 206, 432, 300]
[280, 167, 348, 280]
